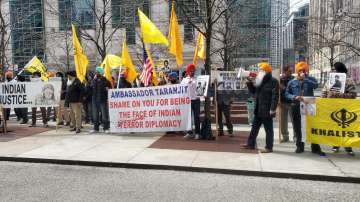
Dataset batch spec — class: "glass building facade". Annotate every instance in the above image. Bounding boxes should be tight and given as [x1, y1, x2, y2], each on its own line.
[111, 0, 150, 44]
[58, 0, 95, 30]
[9, 0, 45, 68]
[230, 0, 271, 66]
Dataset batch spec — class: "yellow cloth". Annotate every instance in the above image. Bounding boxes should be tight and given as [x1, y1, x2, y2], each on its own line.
[121, 40, 137, 83]
[193, 32, 205, 65]
[24, 56, 48, 81]
[72, 24, 88, 83]
[138, 9, 169, 46]
[101, 54, 122, 83]
[168, 3, 183, 66]
[306, 98, 360, 147]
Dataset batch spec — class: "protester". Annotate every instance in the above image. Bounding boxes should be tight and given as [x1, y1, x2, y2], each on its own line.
[4, 71, 13, 120]
[29, 72, 48, 128]
[56, 72, 70, 126]
[216, 89, 234, 137]
[90, 67, 112, 134]
[16, 75, 29, 124]
[181, 64, 201, 140]
[83, 74, 93, 124]
[322, 62, 357, 156]
[117, 72, 132, 88]
[286, 62, 325, 156]
[242, 62, 279, 153]
[167, 72, 178, 84]
[280, 66, 295, 142]
[46, 71, 57, 122]
[65, 71, 84, 133]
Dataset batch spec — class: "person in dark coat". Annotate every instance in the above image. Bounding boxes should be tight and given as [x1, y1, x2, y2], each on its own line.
[56, 72, 70, 126]
[17, 75, 28, 124]
[242, 62, 279, 153]
[117, 72, 132, 89]
[90, 67, 112, 133]
[83, 73, 94, 124]
[279, 66, 295, 142]
[65, 71, 84, 133]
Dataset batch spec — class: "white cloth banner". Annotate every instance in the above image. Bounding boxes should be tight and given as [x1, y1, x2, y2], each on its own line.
[0, 81, 62, 108]
[108, 84, 192, 133]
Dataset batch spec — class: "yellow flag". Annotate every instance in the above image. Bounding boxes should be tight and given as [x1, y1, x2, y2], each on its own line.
[144, 47, 159, 86]
[24, 56, 48, 81]
[101, 54, 122, 83]
[138, 9, 169, 46]
[168, 2, 183, 66]
[121, 40, 137, 83]
[72, 24, 88, 83]
[193, 32, 205, 65]
[306, 98, 360, 147]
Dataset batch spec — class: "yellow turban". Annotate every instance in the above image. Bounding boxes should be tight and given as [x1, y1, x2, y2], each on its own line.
[259, 62, 272, 73]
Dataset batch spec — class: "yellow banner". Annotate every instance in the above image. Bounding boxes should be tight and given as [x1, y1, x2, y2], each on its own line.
[306, 98, 360, 147]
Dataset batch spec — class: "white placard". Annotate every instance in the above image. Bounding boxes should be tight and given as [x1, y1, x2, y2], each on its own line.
[0, 81, 62, 108]
[216, 71, 245, 90]
[195, 75, 210, 97]
[108, 84, 192, 133]
[328, 73, 346, 94]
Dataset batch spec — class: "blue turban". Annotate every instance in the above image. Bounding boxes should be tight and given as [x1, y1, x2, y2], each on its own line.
[168, 72, 178, 79]
[96, 66, 104, 75]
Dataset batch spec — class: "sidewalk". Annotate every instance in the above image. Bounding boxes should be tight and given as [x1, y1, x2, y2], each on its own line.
[0, 121, 359, 181]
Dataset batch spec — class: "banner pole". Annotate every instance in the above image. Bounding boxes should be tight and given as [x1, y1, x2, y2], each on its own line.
[117, 66, 122, 89]
[278, 70, 282, 143]
[214, 80, 219, 140]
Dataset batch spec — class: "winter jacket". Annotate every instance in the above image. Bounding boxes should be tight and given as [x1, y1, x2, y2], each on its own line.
[65, 78, 84, 103]
[92, 76, 112, 103]
[285, 76, 318, 102]
[247, 73, 279, 118]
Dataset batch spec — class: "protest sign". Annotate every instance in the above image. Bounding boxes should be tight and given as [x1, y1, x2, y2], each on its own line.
[327, 73, 346, 93]
[108, 84, 192, 133]
[305, 98, 360, 147]
[195, 75, 209, 97]
[0, 81, 62, 108]
[216, 71, 248, 91]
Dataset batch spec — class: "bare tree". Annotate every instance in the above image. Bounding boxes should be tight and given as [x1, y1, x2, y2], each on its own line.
[0, 0, 12, 74]
[309, 0, 360, 84]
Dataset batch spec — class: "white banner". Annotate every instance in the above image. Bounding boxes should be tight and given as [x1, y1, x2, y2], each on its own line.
[216, 71, 245, 90]
[0, 81, 62, 108]
[108, 84, 192, 133]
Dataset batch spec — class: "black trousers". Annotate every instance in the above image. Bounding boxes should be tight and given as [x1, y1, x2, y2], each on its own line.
[217, 103, 233, 134]
[291, 103, 322, 152]
[191, 99, 201, 134]
[31, 107, 47, 125]
[18, 108, 28, 122]
[247, 116, 274, 150]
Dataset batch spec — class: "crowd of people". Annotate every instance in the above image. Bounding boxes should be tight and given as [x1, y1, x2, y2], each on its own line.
[0, 60, 357, 156]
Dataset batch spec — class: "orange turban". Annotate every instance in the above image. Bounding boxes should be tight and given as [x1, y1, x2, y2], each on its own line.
[259, 62, 272, 73]
[47, 71, 56, 77]
[295, 62, 309, 73]
[5, 71, 13, 79]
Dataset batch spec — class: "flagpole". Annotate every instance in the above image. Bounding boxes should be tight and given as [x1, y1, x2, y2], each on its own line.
[117, 66, 122, 89]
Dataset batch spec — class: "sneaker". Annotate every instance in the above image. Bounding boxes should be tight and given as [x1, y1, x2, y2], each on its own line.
[240, 144, 255, 150]
[29, 124, 36, 127]
[295, 147, 304, 153]
[104, 130, 110, 134]
[184, 133, 194, 139]
[89, 130, 99, 134]
[69, 128, 76, 132]
[57, 122, 64, 126]
[332, 147, 340, 153]
[76, 129, 81, 134]
[194, 134, 201, 140]
[20, 120, 28, 124]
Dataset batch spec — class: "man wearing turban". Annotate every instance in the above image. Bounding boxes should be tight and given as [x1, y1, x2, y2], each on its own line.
[242, 62, 279, 153]
[286, 62, 325, 156]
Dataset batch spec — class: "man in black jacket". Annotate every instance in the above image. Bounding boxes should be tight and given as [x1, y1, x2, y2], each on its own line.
[242, 62, 279, 153]
[56, 72, 70, 126]
[65, 71, 84, 133]
[90, 67, 112, 133]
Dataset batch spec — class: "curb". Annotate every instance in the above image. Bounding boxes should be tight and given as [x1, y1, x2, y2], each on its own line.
[0, 156, 359, 184]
